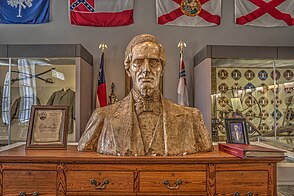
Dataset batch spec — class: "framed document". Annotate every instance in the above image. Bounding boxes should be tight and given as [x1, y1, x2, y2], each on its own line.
[26, 105, 68, 149]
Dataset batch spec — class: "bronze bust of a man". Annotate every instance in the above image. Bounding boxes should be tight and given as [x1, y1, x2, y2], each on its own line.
[78, 34, 213, 156]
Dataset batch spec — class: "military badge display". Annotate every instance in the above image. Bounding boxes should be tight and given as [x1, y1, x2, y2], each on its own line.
[218, 83, 228, 93]
[271, 70, 280, 80]
[258, 70, 268, 81]
[260, 110, 269, 120]
[244, 69, 255, 81]
[218, 69, 228, 80]
[259, 97, 269, 107]
[245, 109, 256, 121]
[245, 96, 256, 107]
[231, 70, 242, 81]
[283, 70, 293, 81]
[271, 109, 282, 120]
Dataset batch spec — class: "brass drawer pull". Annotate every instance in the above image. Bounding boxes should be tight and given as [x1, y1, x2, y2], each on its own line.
[234, 192, 240, 196]
[19, 192, 39, 196]
[163, 179, 183, 190]
[247, 192, 253, 196]
[90, 179, 110, 189]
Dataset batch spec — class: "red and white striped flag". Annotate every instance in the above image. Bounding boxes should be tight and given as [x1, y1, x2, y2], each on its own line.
[235, 0, 294, 27]
[177, 50, 189, 106]
[69, 0, 134, 27]
[156, 0, 221, 27]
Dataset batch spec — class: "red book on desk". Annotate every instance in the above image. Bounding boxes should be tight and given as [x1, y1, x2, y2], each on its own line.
[218, 143, 285, 158]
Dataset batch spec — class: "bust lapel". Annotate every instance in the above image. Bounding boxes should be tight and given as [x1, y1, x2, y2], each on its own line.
[110, 93, 144, 155]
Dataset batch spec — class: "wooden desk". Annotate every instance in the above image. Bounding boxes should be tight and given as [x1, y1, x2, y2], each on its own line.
[0, 145, 284, 195]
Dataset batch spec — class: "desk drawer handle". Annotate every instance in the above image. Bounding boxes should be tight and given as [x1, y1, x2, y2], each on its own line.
[163, 179, 182, 190]
[90, 179, 110, 189]
[248, 192, 253, 196]
[19, 192, 39, 196]
[234, 192, 240, 196]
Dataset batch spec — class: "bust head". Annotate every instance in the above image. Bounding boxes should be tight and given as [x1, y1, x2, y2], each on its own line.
[124, 34, 166, 98]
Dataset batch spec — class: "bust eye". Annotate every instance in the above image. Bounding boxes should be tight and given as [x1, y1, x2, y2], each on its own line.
[133, 59, 143, 67]
[149, 59, 160, 67]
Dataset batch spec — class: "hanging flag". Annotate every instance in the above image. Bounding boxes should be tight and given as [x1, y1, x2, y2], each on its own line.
[235, 0, 294, 27]
[156, 0, 221, 27]
[0, 0, 50, 24]
[97, 52, 107, 107]
[69, 0, 134, 27]
[177, 50, 189, 106]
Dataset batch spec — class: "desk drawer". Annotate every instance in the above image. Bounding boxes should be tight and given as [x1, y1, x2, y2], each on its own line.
[139, 171, 206, 193]
[67, 171, 134, 192]
[3, 171, 56, 195]
[216, 171, 268, 195]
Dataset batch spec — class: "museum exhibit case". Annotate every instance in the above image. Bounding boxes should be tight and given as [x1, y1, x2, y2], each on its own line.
[0, 44, 93, 146]
[194, 45, 294, 185]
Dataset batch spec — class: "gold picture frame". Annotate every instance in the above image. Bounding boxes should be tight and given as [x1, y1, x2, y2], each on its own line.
[26, 105, 69, 149]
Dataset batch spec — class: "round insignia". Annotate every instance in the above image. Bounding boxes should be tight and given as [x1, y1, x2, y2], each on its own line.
[218, 83, 228, 93]
[271, 109, 282, 120]
[244, 70, 255, 81]
[258, 70, 268, 81]
[270, 70, 280, 80]
[245, 110, 255, 121]
[258, 123, 269, 132]
[218, 69, 228, 80]
[231, 83, 243, 97]
[257, 83, 268, 94]
[259, 97, 269, 107]
[218, 96, 229, 108]
[271, 97, 282, 107]
[244, 82, 255, 91]
[38, 112, 47, 120]
[259, 110, 269, 120]
[180, 0, 201, 17]
[231, 70, 242, 81]
[283, 70, 293, 81]
[245, 96, 256, 107]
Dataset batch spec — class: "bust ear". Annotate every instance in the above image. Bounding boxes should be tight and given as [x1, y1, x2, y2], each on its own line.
[126, 68, 131, 77]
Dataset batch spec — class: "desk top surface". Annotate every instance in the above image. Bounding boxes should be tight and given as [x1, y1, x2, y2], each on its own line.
[0, 144, 284, 164]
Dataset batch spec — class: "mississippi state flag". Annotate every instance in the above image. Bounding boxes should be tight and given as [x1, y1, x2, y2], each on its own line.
[156, 0, 221, 27]
[69, 0, 134, 27]
[97, 52, 107, 107]
[177, 51, 189, 106]
[235, 0, 294, 27]
[0, 0, 49, 24]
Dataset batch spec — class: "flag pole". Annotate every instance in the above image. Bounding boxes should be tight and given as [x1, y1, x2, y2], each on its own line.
[177, 41, 186, 54]
[97, 43, 108, 108]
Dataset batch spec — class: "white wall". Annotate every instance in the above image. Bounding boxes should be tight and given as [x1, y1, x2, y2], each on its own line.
[1, 0, 294, 104]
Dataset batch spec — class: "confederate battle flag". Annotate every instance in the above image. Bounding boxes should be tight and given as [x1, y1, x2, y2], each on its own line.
[235, 0, 294, 27]
[156, 0, 222, 27]
[69, 0, 134, 27]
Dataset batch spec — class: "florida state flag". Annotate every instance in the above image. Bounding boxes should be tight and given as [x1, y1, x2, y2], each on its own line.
[156, 0, 221, 27]
[69, 0, 134, 27]
[235, 0, 294, 27]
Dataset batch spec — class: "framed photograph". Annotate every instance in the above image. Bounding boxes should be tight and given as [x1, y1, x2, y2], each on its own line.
[225, 118, 249, 144]
[26, 105, 68, 149]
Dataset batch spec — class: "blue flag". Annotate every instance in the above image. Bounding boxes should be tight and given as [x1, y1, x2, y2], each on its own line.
[0, 0, 49, 24]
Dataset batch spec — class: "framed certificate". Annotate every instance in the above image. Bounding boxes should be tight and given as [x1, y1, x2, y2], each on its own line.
[26, 105, 68, 149]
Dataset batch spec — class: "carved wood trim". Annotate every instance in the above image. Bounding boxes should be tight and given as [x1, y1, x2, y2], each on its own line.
[207, 163, 216, 196]
[268, 163, 277, 196]
[134, 170, 139, 193]
[57, 164, 66, 196]
[0, 164, 2, 196]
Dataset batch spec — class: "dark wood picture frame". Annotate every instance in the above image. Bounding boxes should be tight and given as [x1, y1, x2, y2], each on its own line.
[26, 105, 69, 149]
[225, 118, 250, 144]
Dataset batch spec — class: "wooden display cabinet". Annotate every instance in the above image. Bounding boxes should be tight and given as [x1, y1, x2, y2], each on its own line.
[0, 144, 283, 195]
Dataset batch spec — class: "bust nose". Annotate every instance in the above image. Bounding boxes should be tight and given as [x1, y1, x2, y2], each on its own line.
[142, 59, 151, 75]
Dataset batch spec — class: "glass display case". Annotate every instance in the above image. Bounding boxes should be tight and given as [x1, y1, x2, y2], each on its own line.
[194, 45, 294, 151]
[0, 44, 93, 146]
